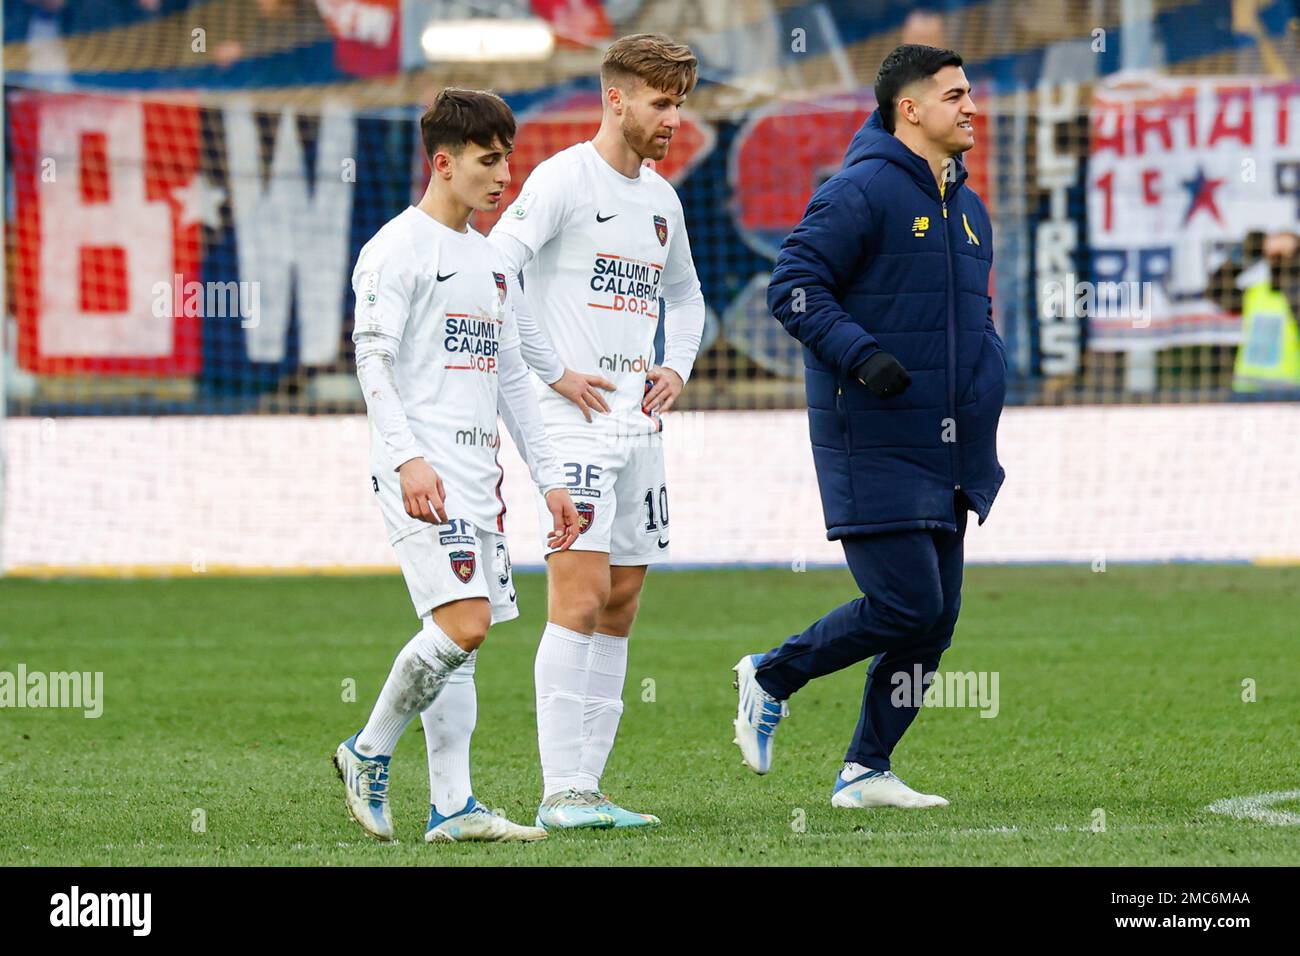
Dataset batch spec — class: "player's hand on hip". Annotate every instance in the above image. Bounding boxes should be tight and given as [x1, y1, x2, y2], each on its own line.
[643, 365, 683, 414]
[544, 488, 580, 550]
[550, 368, 616, 422]
[398, 458, 447, 523]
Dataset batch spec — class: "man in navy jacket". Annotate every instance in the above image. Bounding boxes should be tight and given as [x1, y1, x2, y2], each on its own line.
[731, 45, 1007, 809]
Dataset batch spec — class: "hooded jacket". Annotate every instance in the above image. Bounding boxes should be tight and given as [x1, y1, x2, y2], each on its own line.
[768, 109, 1006, 538]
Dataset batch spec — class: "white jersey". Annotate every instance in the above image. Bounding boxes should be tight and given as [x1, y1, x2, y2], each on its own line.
[352, 206, 555, 537]
[489, 141, 705, 437]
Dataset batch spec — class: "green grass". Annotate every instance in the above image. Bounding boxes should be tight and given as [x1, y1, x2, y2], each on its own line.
[1, 565, 1298, 866]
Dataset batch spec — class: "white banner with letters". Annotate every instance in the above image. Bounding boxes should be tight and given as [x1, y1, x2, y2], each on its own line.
[1086, 75, 1300, 349]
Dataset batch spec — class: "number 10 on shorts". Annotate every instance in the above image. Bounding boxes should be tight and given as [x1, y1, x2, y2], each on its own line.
[643, 485, 669, 532]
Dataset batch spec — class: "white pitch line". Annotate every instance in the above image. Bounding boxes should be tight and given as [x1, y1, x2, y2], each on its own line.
[1205, 790, 1300, 826]
[794, 822, 1204, 839]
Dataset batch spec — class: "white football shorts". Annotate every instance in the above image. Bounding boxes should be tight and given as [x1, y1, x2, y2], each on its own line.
[371, 468, 517, 623]
[538, 428, 670, 566]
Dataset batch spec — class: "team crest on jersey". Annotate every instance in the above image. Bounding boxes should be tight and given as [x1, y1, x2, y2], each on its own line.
[450, 550, 476, 583]
[493, 271, 507, 304]
[575, 501, 596, 534]
[653, 215, 668, 246]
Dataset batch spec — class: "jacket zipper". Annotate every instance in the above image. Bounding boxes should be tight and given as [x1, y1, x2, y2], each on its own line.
[837, 384, 853, 448]
[941, 198, 961, 494]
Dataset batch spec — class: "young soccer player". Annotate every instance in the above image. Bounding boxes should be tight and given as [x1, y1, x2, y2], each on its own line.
[488, 34, 706, 829]
[334, 88, 580, 843]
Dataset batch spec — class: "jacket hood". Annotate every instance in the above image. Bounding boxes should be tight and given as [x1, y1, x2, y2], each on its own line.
[843, 109, 968, 198]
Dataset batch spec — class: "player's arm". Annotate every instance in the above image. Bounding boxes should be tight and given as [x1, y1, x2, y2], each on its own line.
[351, 251, 446, 523]
[496, 312, 579, 550]
[766, 176, 885, 383]
[489, 166, 615, 421]
[488, 230, 564, 384]
[644, 201, 706, 414]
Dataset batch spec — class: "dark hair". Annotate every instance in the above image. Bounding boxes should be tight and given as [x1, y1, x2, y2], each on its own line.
[874, 44, 963, 134]
[420, 88, 515, 159]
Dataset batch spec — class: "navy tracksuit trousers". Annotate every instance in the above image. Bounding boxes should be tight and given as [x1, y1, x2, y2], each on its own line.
[755, 500, 968, 771]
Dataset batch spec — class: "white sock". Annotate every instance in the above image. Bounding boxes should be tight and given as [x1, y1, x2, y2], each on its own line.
[575, 631, 628, 792]
[534, 621, 592, 799]
[357, 616, 469, 757]
[842, 762, 884, 781]
[422, 650, 477, 818]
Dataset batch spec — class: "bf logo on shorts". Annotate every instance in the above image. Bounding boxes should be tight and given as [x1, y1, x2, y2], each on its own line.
[450, 550, 476, 583]
[576, 502, 596, 535]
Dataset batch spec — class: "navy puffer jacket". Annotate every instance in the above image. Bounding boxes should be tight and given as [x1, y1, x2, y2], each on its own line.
[768, 109, 1006, 539]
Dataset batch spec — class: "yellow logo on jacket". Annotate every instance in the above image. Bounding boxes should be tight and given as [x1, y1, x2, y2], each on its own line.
[962, 212, 980, 246]
[912, 216, 929, 237]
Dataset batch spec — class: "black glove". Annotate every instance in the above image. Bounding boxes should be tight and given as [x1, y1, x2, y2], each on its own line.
[855, 351, 912, 399]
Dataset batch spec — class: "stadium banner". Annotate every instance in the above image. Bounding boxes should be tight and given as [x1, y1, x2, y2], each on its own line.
[4, 406, 1298, 573]
[316, 0, 401, 77]
[1085, 75, 1300, 351]
[8, 92, 203, 376]
[6, 90, 363, 384]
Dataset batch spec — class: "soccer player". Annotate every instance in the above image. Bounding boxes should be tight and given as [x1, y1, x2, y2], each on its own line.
[334, 88, 580, 843]
[735, 45, 1007, 809]
[487, 34, 706, 829]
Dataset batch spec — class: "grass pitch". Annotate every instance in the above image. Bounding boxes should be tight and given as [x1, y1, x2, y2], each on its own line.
[1, 564, 1297, 866]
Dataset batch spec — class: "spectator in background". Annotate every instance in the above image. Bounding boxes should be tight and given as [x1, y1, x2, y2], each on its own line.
[19, 0, 70, 86]
[666, 0, 783, 105]
[1207, 230, 1300, 392]
[213, 0, 322, 68]
[900, 8, 947, 48]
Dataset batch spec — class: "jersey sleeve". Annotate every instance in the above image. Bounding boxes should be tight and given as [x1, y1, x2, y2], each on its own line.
[659, 194, 706, 384]
[490, 154, 575, 256]
[351, 234, 422, 471]
[351, 235, 416, 342]
[488, 233, 566, 384]
[496, 301, 565, 494]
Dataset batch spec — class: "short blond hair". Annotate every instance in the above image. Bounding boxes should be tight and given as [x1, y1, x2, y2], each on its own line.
[600, 33, 698, 97]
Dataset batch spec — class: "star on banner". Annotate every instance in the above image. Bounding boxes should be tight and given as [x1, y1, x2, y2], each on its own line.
[1181, 167, 1224, 225]
[171, 174, 227, 232]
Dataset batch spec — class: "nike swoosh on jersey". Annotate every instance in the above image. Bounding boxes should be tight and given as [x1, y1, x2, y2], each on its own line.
[595, 212, 617, 223]
[436, 271, 458, 281]
[657, 539, 669, 549]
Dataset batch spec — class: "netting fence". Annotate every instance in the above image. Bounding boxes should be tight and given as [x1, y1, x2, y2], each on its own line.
[6, 0, 1298, 418]
[3, 0, 1299, 571]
